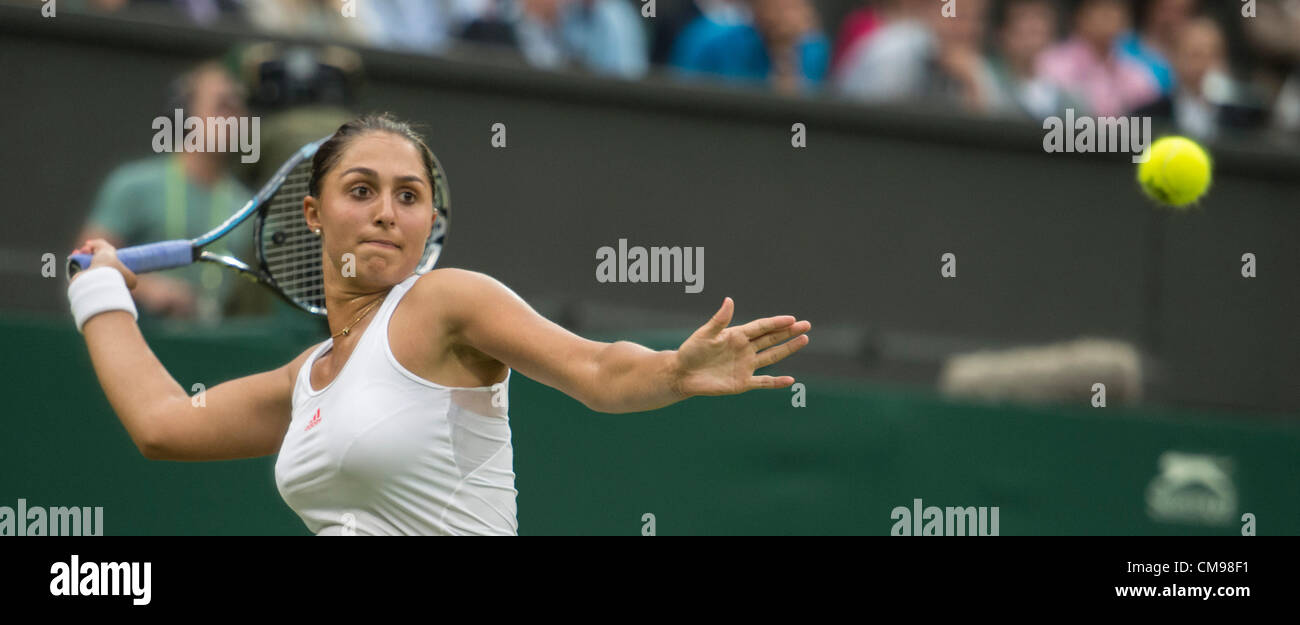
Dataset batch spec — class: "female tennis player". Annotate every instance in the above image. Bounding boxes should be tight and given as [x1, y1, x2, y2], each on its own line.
[68, 114, 812, 536]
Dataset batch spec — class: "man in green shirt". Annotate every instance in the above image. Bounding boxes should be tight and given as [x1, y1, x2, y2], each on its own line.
[78, 62, 257, 324]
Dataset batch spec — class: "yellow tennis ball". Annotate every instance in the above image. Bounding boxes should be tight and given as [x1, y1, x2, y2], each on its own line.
[1137, 136, 1212, 208]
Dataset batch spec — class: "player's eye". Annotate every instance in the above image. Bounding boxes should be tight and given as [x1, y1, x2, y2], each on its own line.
[349, 185, 371, 199]
[398, 190, 417, 203]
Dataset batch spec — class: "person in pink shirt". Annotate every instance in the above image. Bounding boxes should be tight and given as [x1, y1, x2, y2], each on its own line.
[829, 1, 885, 78]
[1036, 0, 1160, 117]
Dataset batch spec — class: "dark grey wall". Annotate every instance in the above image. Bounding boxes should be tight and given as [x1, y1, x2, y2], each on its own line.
[1, 7, 1296, 415]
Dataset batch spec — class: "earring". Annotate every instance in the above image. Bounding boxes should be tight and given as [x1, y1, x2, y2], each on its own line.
[314, 229, 321, 236]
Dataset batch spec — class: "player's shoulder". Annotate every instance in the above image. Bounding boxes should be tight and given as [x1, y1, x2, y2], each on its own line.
[407, 268, 517, 326]
[280, 343, 323, 390]
[409, 267, 507, 300]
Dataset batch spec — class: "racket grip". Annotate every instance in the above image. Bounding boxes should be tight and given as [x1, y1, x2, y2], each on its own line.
[67, 240, 195, 277]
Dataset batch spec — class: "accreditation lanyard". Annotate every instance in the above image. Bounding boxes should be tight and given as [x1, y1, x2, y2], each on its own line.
[164, 156, 231, 291]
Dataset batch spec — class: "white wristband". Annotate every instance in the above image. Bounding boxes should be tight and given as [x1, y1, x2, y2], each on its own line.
[68, 266, 138, 333]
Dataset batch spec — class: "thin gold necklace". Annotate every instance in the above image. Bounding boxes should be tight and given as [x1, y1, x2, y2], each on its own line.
[331, 295, 385, 339]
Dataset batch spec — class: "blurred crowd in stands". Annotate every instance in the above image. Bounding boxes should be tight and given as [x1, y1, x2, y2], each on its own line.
[35, 0, 1300, 142]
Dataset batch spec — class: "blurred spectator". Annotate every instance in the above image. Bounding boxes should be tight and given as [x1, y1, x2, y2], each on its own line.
[559, 0, 650, 78]
[829, 0, 886, 78]
[456, 0, 647, 78]
[649, 0, 704, 66]
[750, 0, 829, 93]
[926, 0, 996, 111]
[362, 0, 458, 53]
[513, 0, 649, 77]
[514, 0, 571, 68]
[133, 0, 245, 25]
[459, 0, 521, 47]
[65, 0, 244, 25]
[1242, 0, 1300, 138]
[987, 0, 1078, 118]
[76, 62, 254, 323]
[1135, 17, 1267, 141]
[837, 0, 998, 112]
[1119, 0, 1198, 96]
[168, 0, 242, 25]
[670, 0, 830, 94]
[1036, 0, 1160, 116]
[668, 0, 753, 77]
[832, 0, 930, 101]
[243, 0, 381, 47]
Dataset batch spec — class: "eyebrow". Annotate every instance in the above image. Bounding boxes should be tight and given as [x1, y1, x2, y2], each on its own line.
[339, 167, 428, 187]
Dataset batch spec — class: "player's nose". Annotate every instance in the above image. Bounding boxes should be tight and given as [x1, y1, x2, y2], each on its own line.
[374, 194, 397, 225]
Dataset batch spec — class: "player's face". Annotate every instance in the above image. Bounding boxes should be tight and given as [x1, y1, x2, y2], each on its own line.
[317, 132, 436, 287]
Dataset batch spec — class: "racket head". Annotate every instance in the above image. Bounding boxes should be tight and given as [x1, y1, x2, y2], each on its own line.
[254, 138, 450, 316]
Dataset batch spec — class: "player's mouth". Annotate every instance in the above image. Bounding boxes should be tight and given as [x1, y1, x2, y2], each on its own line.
[361, 239, 401, 250]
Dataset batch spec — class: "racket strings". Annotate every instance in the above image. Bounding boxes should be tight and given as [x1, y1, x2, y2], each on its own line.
[259, 163, 326, 312]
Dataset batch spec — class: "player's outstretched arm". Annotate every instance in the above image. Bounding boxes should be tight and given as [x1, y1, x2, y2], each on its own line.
[415, 269, 811, 414]
[71, 239, 307, 461]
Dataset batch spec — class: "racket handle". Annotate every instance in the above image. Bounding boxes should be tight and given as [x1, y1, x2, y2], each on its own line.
[67, 240, 196, 277]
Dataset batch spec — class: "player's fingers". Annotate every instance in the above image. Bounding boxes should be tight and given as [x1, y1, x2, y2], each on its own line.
[85, 239, 137, 289]
[698, 297, 734, 338]
[86, 238, 115, 253]
[750, 320, 811, 351]
[754, 334, 810, 369]
[747, 375, 795, 390]
[738, 314, 797, 340]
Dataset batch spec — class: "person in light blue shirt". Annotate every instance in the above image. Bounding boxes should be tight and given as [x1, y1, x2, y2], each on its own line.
[560, 0, 650, 78]
[513, 0, 649, 79]
[365, 0, 457, 54]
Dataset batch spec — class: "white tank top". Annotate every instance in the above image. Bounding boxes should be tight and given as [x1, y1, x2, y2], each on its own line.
[275, 273, 518, 535]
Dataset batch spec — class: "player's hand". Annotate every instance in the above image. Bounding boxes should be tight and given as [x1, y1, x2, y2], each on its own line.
[71, 239, 138, 289]
[672, 298, 811, 397]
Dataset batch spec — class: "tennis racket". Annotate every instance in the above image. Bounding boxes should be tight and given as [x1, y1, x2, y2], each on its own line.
[67, 137, 450, 316]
